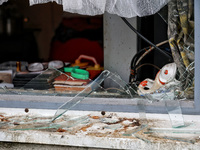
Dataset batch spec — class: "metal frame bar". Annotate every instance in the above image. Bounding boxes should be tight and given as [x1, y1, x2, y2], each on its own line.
[194, 0, 200, 113]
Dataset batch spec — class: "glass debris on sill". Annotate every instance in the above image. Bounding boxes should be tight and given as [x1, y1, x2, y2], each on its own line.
[11, 115, 90, 131]
[122, 124, 147, 136]
[0, 111, 194, 144]
[52, 69, 138, 122]
[146, 128, 200, 134]
[144, 127, 200, 144]
[104, 124, 123, 130]
[0, 113, 141, 133]
[1, 111, 200, 144]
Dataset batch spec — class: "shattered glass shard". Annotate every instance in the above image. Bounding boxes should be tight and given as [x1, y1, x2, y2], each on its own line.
[52, 70, 138, 121]
[165, 100, 185, 128]
[123, 124, 148, 136]
[10, 115, 90, 131]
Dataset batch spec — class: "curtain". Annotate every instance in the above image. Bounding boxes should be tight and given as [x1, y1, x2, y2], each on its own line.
[168, 0, 194, 98]
[0, 0, 8, 5]
[1, 0, 170, 18]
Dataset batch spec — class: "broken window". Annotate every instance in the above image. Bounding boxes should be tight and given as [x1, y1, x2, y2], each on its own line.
[0, 0, 200, 146]
[0, 0, 198, 117]
[129, 0, 194, 101]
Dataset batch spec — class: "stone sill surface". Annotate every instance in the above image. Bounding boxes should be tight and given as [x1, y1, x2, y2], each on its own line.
[0, 108, 200, 150]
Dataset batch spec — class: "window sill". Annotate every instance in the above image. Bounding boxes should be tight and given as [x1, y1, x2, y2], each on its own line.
[0, 108, 200, 149]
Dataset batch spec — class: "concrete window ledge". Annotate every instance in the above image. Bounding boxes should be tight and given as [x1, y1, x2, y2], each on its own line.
[0, 108, 200, 150]
[0, 142, 105, 150]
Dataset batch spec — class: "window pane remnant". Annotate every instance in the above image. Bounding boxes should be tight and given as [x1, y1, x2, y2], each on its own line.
[168, 0, 194, 99]
[131, 0, 194, 101]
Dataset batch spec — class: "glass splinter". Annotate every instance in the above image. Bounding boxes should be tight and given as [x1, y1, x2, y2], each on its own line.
[123, 124, 148, 136]
[52, 70, 111, 122]
[165, 100, 185, 128]
[52, 70, 138, 122]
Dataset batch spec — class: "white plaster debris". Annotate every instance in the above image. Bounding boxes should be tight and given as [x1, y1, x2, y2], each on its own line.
[122, 120, 133, 126]
[87, 123, 106, 132]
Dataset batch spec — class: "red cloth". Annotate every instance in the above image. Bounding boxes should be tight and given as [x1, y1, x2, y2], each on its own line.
[50, 38, 103, 65]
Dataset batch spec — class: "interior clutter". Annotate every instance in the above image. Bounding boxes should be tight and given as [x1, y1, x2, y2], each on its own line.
[0, 0, 194, 100]
[0, 0, 104, 93]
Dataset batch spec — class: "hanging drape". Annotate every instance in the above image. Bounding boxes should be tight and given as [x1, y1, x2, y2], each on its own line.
[168, 0, 194, 98]
[0, 0, 170, 18]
